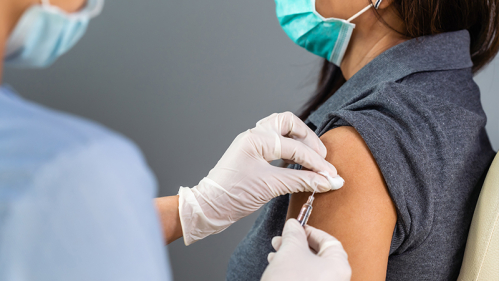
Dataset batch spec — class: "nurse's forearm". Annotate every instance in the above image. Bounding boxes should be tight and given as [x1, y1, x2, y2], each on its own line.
[155, 195, 183, 244]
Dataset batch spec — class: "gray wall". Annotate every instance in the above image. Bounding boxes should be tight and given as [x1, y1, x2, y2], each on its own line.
[4, 0, 499, 280]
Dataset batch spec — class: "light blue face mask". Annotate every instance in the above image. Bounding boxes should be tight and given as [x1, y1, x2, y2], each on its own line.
[276, 0, 382, 66]
[4, 0, 104, 68]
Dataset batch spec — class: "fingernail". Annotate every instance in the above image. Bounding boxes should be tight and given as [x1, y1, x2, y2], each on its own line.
[319, 171, 345, 190]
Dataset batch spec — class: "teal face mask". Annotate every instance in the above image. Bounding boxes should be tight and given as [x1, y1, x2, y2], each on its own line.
[276, 0, 382, 66]
[4, 0, 104, 68]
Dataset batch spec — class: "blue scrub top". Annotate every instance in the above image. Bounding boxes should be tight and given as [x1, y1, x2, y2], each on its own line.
[0, 86, 173, 281]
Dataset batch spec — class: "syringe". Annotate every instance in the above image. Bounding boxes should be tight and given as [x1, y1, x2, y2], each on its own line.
[296, 190, 316, 226]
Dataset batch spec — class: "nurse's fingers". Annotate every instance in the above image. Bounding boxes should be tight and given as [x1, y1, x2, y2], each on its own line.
[270, 167, 337, 194]
[272, 236, 283, 251]
[267, 220, 305, 264]
[256, 112, 327, 158]
[304, 225, 347, 259]
[280, 219, 308, 248]
[279, 137, 337, 176]
[267, 252, 276, 263]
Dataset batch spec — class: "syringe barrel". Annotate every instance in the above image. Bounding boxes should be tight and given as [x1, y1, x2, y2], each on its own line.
[296, 195, 315, 226]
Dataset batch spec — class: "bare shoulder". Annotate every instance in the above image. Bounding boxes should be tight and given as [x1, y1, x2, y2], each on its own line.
[287, 126, 397, 281]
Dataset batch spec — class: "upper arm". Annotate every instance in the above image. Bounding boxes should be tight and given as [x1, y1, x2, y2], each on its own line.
[286, 126, 397, 281]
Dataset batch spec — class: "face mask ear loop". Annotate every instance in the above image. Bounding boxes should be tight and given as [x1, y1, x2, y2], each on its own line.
[346, 4, 373, 22]
[346, 0, 382, 23]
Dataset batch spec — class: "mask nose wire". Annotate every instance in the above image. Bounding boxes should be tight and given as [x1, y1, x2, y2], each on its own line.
[346, 0, 382, 23]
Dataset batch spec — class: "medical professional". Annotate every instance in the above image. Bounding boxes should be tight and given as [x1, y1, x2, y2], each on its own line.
[0, 0, 352, 280]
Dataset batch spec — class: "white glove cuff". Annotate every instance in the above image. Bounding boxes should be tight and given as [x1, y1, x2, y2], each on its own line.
[178, 183, 231, 246]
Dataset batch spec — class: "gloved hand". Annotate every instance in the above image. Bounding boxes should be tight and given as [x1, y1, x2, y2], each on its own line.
[178, 112, 344, 245]
[261, 219, 352, 281]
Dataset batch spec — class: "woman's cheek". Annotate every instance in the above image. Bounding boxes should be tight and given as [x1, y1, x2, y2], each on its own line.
[48, 0, 87, 13]
[315, 0, 366, 19]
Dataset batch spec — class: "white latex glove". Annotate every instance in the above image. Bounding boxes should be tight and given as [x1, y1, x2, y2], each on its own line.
[178, 112, 344, 245]
[261, 219, 352, 281]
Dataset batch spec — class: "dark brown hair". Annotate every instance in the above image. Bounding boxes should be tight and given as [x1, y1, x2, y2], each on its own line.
[299, 0, 499, 120]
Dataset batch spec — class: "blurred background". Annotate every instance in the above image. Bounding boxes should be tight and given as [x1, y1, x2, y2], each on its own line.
[4, 0, 499, 280]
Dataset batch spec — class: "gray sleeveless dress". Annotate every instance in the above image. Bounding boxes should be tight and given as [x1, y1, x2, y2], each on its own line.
[226, 30, 496, 281]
